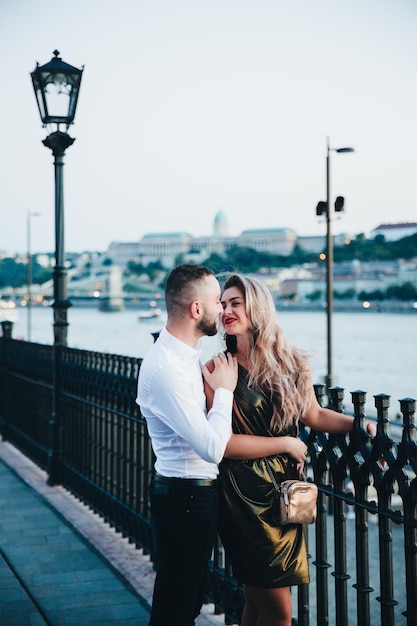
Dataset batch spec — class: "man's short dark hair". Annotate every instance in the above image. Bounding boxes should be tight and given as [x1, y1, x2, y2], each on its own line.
[165, 264, 214, 315]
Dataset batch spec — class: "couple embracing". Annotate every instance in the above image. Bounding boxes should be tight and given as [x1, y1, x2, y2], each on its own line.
[136, 264, 355, 626]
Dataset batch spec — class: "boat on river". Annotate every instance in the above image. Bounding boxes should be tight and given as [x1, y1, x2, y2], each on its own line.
[137, 307, 161, 320]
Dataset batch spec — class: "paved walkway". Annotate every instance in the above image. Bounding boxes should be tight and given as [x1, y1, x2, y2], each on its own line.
[1, 440, 408, 626]
[0, 441, 226, 626]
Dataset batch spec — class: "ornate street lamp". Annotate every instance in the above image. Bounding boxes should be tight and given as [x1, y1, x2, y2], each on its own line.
[316, 137, 354, 389]
[31, 51, 83, 486]
[31, 50, 84, 346]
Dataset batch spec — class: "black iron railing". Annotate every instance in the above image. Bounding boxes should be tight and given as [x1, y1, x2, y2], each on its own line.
[0, 324, 416, 626]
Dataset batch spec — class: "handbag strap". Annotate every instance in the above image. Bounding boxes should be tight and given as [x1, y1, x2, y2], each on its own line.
[263, 457, 281, 494]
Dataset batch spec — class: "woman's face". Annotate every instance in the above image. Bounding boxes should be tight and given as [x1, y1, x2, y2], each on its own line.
[221, 286, 251, 338]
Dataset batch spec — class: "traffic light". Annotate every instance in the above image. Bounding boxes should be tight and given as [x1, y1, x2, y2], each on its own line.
[335, 196, 345, 212]
[316, 201, 327, 216]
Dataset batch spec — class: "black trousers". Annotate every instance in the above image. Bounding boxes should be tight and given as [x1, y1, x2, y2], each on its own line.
[148, 477, 218, 626]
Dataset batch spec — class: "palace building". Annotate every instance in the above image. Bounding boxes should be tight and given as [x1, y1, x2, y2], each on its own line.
[106, 210, 301, 268]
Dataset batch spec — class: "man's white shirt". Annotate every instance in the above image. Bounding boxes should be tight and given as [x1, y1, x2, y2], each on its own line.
[136, 327, 233, 479]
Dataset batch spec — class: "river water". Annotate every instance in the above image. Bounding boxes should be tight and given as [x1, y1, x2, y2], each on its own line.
[4, 305, 416, 416]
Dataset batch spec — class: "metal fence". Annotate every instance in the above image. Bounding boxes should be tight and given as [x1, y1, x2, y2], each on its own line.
[0, 323, 416, 626]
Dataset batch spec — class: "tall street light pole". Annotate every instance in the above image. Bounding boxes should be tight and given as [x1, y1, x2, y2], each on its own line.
[31, 51, 83, 486]
[317, 137, 354, 390]
[26, 210, 40, 341]
[31, 50, 83, 347]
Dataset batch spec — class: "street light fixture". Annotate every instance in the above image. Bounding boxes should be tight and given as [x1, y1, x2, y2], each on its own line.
[316, 137, 354, 390]
[31, 51, 84, 485]
[27, 211, 40, 341]
[31, 50, 83, 346]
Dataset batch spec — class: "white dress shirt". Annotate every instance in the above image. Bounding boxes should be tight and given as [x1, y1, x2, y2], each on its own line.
[136, 327, 233, 479]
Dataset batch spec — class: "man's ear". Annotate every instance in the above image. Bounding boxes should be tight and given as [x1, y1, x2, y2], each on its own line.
[190, 301, 200, 320]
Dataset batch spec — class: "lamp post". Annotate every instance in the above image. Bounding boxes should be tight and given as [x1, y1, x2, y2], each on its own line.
[31, 50, 83, 346]
[316, 137, 354, 390]
[31, 51, 83, 485]
[26, 211, 40, 341]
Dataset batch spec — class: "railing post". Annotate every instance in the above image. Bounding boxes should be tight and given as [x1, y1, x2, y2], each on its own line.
[314, 383, 326, 409]
[1, 320, 14, 339]
[312, 383, 331, 626]
[398, 397, 417, 626]
[327, 387, 350, 626]
[374, 394, 397, 626]
[48, 344, 62, 485]
[0, 320, 14, 440]
[351, 390, 373, 626]
[328, 386, 344, 412]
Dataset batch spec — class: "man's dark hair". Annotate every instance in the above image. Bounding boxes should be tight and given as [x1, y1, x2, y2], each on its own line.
[165, 264, 214, 315]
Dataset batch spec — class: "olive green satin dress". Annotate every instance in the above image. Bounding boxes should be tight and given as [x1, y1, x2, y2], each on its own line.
[218, 365, 310, 588]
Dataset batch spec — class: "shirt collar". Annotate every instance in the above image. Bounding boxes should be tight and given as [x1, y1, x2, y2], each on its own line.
[159, 326, 203, 361]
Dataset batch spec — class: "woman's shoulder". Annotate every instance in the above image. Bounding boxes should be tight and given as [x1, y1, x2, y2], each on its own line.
[203, 357, 215, 373]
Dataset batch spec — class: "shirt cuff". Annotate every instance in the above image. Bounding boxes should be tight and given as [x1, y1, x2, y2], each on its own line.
[213, 387, 234, 404]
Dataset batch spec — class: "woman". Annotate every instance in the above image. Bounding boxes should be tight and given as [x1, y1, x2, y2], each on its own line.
[204, 272, 366, 626]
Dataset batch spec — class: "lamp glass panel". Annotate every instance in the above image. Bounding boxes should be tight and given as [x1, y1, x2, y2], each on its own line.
[40, 71, 74, 118]
[33, 85, 47, 120]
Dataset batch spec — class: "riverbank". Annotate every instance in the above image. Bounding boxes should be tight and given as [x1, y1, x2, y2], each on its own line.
[4, 297, 416, 314]
[276, 300, 417, 313]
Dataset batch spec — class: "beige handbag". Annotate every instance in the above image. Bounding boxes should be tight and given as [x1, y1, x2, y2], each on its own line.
[264, 458, 318, 526]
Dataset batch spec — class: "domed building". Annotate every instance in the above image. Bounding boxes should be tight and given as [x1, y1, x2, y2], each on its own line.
[106, 210, 298, 269]
[213, 209, 230, 238]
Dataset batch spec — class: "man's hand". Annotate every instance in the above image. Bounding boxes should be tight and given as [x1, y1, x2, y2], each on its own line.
[202, 352, 238, 393]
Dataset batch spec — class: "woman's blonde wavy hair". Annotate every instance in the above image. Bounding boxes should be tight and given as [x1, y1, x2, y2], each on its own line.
[220, 272, 313, 432]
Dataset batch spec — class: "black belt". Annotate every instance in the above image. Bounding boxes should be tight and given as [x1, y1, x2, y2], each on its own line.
[154, 473, 216, 488]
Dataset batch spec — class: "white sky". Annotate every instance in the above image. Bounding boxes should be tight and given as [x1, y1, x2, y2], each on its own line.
[1, 0, 416, 254]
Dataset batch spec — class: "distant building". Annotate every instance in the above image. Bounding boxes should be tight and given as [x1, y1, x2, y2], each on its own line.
[138, 232, 193, 267]
[277, 259, 415, 302]
[213, 209, 230, 237]
[106, 242, 141, 266]
[298, 233, 353, 253]
[0, 250, 16, 261]
[237, 228, 297, 256]
[297, 235, 326, 253]
[105, 212, 300, 268]
[35, 253, 54, 269]
[370, 222, 417, 242]
[103, 215, 417, 272]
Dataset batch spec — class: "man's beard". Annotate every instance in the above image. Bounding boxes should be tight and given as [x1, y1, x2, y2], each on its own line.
[198, 313, 218, 337]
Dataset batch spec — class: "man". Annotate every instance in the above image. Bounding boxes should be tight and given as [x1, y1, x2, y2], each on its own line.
[136, 264, 238, 626]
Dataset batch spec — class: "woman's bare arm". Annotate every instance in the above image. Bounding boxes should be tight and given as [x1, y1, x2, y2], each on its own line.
[225, 433, 308, 465]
